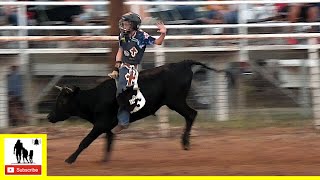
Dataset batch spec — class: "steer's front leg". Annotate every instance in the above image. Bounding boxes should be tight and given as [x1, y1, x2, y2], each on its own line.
[65, 126, 104, 164]
[102, 131, 114, 162]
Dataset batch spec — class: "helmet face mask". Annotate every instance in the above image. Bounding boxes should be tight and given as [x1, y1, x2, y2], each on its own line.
[119, 19, 133, 34]
[119, 12, 141, 35]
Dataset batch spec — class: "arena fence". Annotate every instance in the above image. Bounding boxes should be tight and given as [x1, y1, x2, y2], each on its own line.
[1, 1, 320, 137]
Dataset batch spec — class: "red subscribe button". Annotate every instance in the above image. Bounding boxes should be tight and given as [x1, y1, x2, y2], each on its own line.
[5, 165, 41, 175]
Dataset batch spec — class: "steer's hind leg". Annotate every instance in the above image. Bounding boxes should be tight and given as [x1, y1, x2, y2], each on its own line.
[167, 102, 197, 150]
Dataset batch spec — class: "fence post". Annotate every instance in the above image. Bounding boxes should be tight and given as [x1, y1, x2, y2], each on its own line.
[155, 44, 170, 137]
[0, 66, 9, 129]
[300, 57, 311, 118]
[237, 3, 248, 118]
[17, 5, 35, 125]
[215, 70, 229, 121]
[308, 38, 320, 126]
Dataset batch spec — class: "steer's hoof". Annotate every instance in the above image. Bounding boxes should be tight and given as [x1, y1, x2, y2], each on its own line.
[65, 157, 75, 164]
[102, 154, 111, 162]
[181, 135, 190, 150]
[183, 143, 190, 150]
[181, 139, 190, 150]
[98, 160, 109, 165]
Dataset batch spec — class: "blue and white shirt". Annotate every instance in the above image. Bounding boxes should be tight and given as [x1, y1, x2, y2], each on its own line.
[119, 30, 156, 65]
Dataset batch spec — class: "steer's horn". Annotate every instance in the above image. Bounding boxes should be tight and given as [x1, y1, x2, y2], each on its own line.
[55, 85, 63, 91]
[65, 87, 74, 93]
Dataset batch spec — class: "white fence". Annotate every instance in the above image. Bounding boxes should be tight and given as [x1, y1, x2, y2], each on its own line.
[1, 1, 320, 131]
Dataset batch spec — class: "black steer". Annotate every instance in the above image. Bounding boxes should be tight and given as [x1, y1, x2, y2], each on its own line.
[47, 60, 223, 164]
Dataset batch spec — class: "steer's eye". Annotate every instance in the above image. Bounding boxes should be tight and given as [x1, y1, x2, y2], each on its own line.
[57, 99, 67, 107]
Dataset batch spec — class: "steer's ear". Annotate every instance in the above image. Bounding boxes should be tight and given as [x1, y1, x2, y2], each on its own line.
[73, 86, 80, 95]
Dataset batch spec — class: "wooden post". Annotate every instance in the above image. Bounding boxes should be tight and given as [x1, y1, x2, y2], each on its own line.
[109, 0, 124, 65]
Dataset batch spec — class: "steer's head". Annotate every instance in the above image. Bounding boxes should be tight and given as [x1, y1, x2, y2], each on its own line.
[47, 85, 80, 123]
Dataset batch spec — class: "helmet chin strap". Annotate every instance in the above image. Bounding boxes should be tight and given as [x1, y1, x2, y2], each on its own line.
[121, 30, 131, 42]
[122, 29, 136, 38]
[123, 29, 130, 35]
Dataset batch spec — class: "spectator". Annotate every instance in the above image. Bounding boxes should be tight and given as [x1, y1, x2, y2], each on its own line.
[126, 0, 152, 24]
[275, 3, 288, 20]
[223, 2, 238, 34]
[32, 0, 82, 25]
[5, 5, 18, 26]
[288, 4, 319, 24]
[0, 6, 8, 25]
[173, 0, 196, 20]
[194, 0, 238, 35]
[72, 5, 97, 36]
[7, 65, 26, 126]
[1, 1, 16, 25]
[279, 3, 319, 44]
[197, 0, 225, 25]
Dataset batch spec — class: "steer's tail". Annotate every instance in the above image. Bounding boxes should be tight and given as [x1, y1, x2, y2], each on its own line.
[184, 60, 224, 73]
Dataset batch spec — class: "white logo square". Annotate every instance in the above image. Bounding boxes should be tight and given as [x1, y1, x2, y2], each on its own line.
[7, 167, 14, 173]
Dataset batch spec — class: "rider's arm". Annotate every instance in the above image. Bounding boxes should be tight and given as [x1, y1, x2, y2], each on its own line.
[114, 48, 123, 70]
[155, 33, 166, 45]
[154, 22, 166, 45]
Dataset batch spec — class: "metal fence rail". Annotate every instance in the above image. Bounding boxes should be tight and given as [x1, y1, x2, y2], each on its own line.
[1, 0, 320, 135]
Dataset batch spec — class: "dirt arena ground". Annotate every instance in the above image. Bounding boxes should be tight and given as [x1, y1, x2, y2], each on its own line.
[35, 126, 320, 176]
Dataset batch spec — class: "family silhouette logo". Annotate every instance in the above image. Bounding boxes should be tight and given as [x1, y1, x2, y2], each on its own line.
[4, 137, 44, 176]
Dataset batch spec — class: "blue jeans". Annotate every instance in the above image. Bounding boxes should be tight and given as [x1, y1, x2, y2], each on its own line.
[117, 108, 130, 126]
[115, 64, 139, 126]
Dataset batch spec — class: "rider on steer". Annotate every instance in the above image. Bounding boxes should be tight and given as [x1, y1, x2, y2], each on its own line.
[108, 12, 167, 134]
